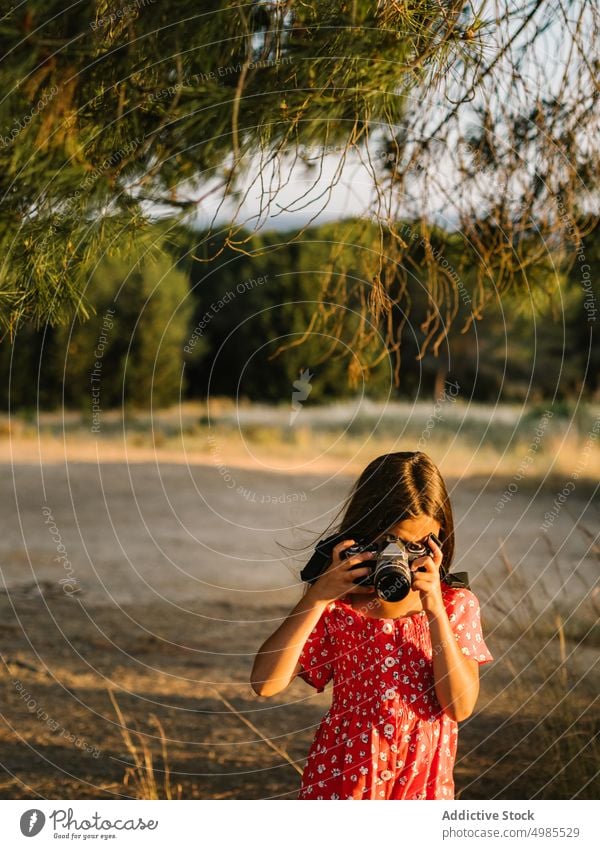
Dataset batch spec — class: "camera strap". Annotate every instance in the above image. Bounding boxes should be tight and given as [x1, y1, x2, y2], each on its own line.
[442, 571, 470, 589]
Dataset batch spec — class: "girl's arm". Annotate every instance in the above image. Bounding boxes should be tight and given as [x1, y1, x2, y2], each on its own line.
[250, 591, 327, 697]
[412, 539, 480, 722]
[250, 540, 376, 697]
[425, 609, 480, 722]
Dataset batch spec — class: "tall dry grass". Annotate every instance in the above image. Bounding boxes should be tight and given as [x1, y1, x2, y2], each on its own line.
[471, 525, 599, 799]
[109, 690, 182, 800]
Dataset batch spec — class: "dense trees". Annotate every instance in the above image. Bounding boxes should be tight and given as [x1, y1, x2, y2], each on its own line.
[1, 218, 596, 410]
[0, 244, 191, 413]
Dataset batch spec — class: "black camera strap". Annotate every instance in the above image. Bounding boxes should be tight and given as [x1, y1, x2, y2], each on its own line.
[300, 532, 345, 584]
[441, 571, 470, 589]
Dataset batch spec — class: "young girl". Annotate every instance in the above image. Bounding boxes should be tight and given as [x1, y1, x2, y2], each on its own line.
[251, 451, 493, 800]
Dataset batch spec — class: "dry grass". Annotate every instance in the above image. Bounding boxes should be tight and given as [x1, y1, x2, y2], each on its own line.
[2, 400, 598, 482]
[473, 527, 600, 799]
[108, 689, 182, 800]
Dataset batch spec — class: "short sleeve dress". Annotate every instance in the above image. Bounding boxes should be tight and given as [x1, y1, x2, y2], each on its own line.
[297, 586, 493, 800]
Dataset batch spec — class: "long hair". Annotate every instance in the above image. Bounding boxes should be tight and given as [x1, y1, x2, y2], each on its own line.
[337, 452, 455, 575]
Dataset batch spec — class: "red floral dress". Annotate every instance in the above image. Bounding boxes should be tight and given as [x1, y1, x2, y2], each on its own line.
[297, 586, 493, 800]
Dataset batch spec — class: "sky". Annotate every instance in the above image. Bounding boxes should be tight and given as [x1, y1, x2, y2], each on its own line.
[182, 0, 585, 237]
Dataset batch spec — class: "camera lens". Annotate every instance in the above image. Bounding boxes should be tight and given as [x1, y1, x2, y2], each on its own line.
[372, 541, 414, 601]
[374, 564, 412, 601]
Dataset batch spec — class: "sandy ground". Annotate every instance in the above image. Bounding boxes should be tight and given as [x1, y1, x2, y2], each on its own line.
[0, 445, 597, 799]
[1, 443, 597, 607]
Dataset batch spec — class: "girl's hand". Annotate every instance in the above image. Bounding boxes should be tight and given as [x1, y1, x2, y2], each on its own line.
[306, 539, 376, 604]
[410, 535, 445, 615]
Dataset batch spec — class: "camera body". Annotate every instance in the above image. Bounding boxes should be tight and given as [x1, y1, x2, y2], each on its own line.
[300, 531, 444, 602]
[341, 534, 440, 602]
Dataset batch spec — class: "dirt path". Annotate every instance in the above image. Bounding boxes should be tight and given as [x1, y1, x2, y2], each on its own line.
[0, 458, 597, 799]
[0, 590, 512, 800]
[1, 459, 596, 607]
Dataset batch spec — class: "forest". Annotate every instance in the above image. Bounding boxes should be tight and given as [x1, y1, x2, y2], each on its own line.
[2, 216, 598, 412]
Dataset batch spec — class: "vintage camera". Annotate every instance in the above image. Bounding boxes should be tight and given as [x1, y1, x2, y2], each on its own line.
[300, 531, 444, 602]
[342, 534, 441, 601]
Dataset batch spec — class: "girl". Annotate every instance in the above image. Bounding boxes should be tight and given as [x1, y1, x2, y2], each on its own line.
[251, 451, 493, 800]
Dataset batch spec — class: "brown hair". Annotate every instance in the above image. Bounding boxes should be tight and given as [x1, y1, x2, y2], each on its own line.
[337, 451, 455, 574]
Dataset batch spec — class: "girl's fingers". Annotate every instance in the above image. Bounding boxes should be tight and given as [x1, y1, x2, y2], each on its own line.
[411, 555, 436, 574]
[324, 540, 358, 574]
[427, 535, 444, 567]
[332, 539, 357, 559]
[411, 559, 441, 594]
[346, 566, 372, 579]
[341, 551, 376, 570]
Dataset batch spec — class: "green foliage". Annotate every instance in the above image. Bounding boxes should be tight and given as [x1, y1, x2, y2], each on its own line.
[183, 226, 392, 402]
[0, 217, 596, 409]
[0, 0, 471, 332]
[0, 242, 192, 411]
[180, 218, 598, 404]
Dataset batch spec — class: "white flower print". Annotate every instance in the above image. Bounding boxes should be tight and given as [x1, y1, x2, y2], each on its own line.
[297, 593, 492, 799]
